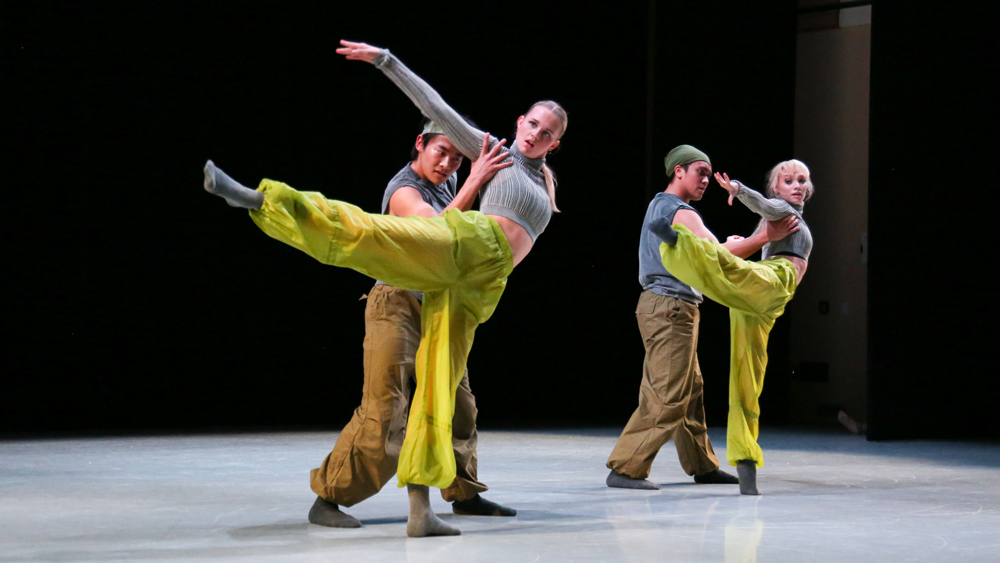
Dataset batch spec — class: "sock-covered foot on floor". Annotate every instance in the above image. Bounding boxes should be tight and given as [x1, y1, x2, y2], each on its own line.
[203, 160, 264, 209]
[736, 460, 761, 495]
[452, 494, 517, 516]
[407, 485, 461, 538]
[693, 468, 740, 484]
[307, 497, 362, 528]
[606, 469, 661, 490]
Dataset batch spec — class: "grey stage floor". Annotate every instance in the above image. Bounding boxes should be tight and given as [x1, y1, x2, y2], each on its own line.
[2, 428, 999, 562]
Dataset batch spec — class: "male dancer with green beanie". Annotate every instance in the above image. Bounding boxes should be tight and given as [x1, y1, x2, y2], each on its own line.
[606, 145, 798, 490]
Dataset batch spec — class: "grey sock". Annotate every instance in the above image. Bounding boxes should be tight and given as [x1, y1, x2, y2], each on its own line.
[452, 494, 517, 517]
[407, 484, 461, 537]
[606, 469, 661, 490]
[694, 468, 740, 485]
[307, 497, 362, 528]
[203, 160, 263, 209]
[737, 460, 761, 496]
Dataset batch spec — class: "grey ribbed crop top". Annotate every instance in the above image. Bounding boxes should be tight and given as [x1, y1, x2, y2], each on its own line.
[734, 181, 813, 261]
[372, 49, 553, 242]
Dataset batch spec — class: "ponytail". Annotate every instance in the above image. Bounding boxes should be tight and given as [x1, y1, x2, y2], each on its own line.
[542, 164, 560, 213]
[525, 100, 567, 213]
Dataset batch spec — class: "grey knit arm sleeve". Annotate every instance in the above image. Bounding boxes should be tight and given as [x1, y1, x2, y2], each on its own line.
[372, 50, 493, 160]
[733, 180, 795, 221]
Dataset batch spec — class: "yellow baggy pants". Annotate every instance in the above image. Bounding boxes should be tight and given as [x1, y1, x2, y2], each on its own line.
[659, 224, 797, 467]
[250, 180, 513, 489]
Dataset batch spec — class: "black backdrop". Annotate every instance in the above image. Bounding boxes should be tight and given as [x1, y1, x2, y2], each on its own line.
[15, 1, 994, 442]
[867, 1, 999, 440]
[5, 1, 795, 434]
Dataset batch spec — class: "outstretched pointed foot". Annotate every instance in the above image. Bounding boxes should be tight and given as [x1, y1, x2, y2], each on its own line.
[737, 460, 761, 495]
[202, 160, 264, 209]
[407, 485, 461, 538]
[203, 159, 219, 193]
[307, 497, 362, 528]
[694, 468, 740, 485]
[452, 494, 517, 517]
[606, 469, 661, 490]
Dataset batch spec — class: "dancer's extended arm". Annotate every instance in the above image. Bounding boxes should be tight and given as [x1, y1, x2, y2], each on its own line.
[734, 182, 797, 220]
[715, 172, 798, 221]
[337, 40, 494, 160]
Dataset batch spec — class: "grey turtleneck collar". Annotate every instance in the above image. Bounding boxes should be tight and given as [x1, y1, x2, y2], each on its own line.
[510, 143, 545, 172]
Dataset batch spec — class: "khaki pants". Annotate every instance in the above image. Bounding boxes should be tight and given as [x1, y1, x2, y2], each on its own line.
[309, 284, 487, 506]
[607, 291, 721, 479]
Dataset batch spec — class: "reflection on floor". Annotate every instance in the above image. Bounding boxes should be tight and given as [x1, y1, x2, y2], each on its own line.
[2, 428, 998, 562]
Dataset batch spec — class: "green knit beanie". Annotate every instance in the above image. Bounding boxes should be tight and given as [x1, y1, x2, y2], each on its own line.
[664, 145, 711, 178]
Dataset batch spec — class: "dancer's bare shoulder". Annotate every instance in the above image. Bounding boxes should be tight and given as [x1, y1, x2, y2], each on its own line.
[673, 209, 718, 243]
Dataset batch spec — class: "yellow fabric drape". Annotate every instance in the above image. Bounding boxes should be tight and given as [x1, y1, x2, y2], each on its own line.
[249, 180, 512, 488]
[660, 224, 797, 467]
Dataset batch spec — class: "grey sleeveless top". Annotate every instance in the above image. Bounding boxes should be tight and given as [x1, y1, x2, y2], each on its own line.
[734, 181, 813, 261]
[380, 163, 457, 215]
[639, 193, 703, 304]
[372, 49, 553, 242]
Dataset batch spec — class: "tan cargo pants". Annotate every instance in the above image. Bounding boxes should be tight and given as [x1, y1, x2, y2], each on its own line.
[606, 291, 721, 479]
[309, 283, 487, 506]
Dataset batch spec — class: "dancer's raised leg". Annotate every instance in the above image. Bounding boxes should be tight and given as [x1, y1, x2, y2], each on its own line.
[407, 485, 460, 537]
[248, 179, 479, 293]
[659, 224, 795, 316]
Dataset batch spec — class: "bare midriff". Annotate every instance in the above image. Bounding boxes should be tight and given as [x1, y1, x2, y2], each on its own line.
[780, 256, 808, 286]
[488, 215, 533, 267]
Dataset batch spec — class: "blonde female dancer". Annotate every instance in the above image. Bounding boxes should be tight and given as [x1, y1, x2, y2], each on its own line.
[652, 160, 813, 495]
[202, 39, 567, 536]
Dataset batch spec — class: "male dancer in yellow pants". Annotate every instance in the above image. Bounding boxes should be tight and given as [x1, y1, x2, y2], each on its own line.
[307, 122, 517, 527]
[606, 145, 797, 490]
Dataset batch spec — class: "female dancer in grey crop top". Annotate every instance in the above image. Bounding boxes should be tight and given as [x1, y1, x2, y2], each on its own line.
[719, 163, 813, 286]
[655, 159, 815, 496]
[201, 40, 567, 537]
[338, 39, 564, 266]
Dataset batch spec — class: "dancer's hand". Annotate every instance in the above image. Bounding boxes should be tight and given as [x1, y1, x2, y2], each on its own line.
[466, 134, 513, 190]
[765, 215, 800, 242]
[714, 172, 740, 206]
[337, 40, 381, 63]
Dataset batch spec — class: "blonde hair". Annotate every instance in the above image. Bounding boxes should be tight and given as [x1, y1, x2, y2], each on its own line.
[528, 100, 568, 212]
[766, 159, 814, 203]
